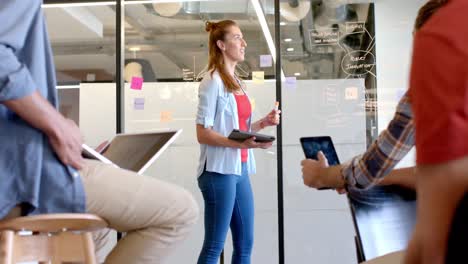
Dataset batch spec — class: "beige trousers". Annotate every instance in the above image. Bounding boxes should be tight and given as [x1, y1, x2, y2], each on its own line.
[80, 159, 199, 264]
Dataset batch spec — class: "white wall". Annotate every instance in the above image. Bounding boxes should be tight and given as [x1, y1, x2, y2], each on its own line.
[123, 81, 280, 263]
[120, 79, 365, 264]
[282, 78, 366, 264]
[375, 0, 427, 168]
[71, 2, 426, 263]
[79, 83, 117, 147]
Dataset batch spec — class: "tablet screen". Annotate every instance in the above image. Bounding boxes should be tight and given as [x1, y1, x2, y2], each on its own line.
[300, 136, 340, 165]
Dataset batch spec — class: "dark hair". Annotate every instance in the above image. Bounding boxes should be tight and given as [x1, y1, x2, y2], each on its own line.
[414, 0, 449, 30]
[205, 20, 240, 93]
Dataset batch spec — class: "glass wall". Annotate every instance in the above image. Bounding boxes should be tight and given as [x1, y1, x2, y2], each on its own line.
[42, 0, 425, 263]
[280, 2, 374, 263]
[280, 0, 423, 263]
[123, 1, 278, 263]
[44, 2, 117, 148]
[44, 2, 118, 256]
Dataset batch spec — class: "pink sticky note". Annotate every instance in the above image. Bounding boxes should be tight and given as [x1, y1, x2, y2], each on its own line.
[130, 76, 143, 90]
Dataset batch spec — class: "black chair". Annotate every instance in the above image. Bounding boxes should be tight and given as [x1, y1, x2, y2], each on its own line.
[347, 185, 417, 262]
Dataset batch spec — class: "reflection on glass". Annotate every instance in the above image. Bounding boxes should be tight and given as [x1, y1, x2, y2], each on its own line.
[281, 1, 377, 144]
[280, 2, 377, 264]
[281, 2, 376, 79]
[123, 1, 279, 264]
[124, 0, 274, 81]
[44, 5, 116, 85]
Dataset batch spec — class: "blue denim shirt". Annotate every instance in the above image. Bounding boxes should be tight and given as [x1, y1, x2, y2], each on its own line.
[0, 0, 85, 218]
[196, 71, 256, 177]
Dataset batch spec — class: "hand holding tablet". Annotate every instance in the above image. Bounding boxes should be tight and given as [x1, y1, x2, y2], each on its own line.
[228, 129, 275, 143]
[300, 136, 341, 190]
[300, 136, 340, 165]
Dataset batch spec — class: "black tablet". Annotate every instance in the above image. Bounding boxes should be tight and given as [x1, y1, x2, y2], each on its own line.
[228, 129, 275, 143]
[300, 136, 340, 190]
[300, 136, 340, 165]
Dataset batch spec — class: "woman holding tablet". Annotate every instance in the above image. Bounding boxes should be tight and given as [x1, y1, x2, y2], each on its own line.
[195, 20, 280, 264]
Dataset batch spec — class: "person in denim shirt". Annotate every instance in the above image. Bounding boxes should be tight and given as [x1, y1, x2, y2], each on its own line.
[195, 20, 280, 264]
[0, 1, 198, 263]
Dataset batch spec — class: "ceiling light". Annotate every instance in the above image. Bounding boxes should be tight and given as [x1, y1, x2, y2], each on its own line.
[251, 0, 276, 60]
[42, 0, 209, 8]
[284, 38, 292, 42]
[280, 22, 287, 26]
[286, 48, 294, 52]
[152, 2, 182, 17]
[250, 0, 285, 80]
[280, 0, 311, 22]
[42, 2, 115, 8]
[294, 72, 301, 76]
[126, 0, 210, 4]
[129, 47, 141, 52]
[56, 85, 80, 89]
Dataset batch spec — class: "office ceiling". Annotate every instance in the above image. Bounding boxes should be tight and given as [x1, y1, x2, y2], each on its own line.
[44, 0, 374, 83]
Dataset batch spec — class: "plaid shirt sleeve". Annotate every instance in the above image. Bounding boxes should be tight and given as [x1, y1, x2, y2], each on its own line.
[341, 92, 415, 189]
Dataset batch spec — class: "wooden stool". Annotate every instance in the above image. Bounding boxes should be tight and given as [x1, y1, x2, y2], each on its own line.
[0, 214, 108, 264]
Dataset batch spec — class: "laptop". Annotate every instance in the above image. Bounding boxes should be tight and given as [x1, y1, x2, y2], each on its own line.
[82, 129, 182, 174]
[300, 136, 416, 261]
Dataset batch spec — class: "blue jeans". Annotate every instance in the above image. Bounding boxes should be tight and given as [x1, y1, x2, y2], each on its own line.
[197, 163, 254, 264]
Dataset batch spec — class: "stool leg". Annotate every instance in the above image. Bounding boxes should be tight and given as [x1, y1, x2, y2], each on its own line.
[0, 230, 14, 264]
[83, 232, 97, 264]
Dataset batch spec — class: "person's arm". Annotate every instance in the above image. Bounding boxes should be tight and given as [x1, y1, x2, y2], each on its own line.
[302, 152, 345, 189]
[0, 2, 84, 169]
[3, 92, 84, 169]
[377, 167, 416, 189]
[404, 26, 468, 264]
[251, 118, 266, 132]
[251, 102, 280, 132]
[404, 157, 468, 264]
[195, 76, 271, 149]
[341, 93, 415, 189]
[302, 161, 417, 190]
[301, 94, 415, 190]
[251, 109, 281, 132]
[197, 124, 271, 149]
[197, 124, 242, 148]
[0, 2, 38, 103]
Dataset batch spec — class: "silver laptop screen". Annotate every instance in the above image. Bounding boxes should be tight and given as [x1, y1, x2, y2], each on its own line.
[102, 131, 177, 172]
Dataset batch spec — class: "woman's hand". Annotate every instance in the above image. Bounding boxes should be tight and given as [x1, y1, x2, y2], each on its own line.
[262, 109, 281, 127]
[238, 137, 273, 149]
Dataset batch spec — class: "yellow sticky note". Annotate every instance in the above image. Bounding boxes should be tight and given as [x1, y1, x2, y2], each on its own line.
[160, 111, 173, 123]
[252, 71, 264, 84]
[250, 98, 256, 112]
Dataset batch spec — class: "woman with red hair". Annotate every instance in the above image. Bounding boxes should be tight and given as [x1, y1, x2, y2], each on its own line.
[195, 20, 280, 264]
